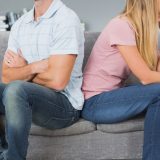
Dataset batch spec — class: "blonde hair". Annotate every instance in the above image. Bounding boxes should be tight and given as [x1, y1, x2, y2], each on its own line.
[121, 0, 159, 70]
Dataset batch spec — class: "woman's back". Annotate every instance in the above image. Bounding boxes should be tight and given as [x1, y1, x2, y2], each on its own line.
[82, 17, 136, 99]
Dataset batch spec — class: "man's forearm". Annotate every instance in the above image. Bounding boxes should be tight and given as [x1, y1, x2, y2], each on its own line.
[2, 64, 35, 84]
[32, 73, 64, 91]
[33, 76, 62, 91]
[32, 76, 49, 86]
[32, 73, 54, 88]
[2, 58, 48, 84]
[33, 71, 52, 81]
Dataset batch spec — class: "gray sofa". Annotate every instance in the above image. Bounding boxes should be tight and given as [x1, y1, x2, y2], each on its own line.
[0, 32, 144, 160]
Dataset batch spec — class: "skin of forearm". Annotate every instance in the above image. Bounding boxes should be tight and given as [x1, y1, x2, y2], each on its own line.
[34, 70, 52, 81]
[33, 76, 63, 91]
[2, 64, 35, 84]
[33, 76, 51, 86]
[32, 72, 65, 91]
[142, 70, 160, 85]
[33, 72, 55, 88]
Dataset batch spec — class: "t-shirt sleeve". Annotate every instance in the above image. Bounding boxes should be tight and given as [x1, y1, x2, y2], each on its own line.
[7, 23, 20, 54]
[107, 18, 136, 46]
[49, 20, 84, 56]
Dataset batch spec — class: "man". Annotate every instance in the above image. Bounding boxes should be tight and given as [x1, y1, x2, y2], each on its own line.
[0, 0, 84, 159]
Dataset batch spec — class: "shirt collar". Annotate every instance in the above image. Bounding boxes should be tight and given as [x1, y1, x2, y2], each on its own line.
[25, 0, 63, 24]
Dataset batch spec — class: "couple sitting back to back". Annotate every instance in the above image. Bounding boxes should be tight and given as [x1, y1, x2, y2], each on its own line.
[0, 0, 160, 160]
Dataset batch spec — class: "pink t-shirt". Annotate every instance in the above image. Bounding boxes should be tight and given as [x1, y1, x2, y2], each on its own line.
[82, 17, 136, 99]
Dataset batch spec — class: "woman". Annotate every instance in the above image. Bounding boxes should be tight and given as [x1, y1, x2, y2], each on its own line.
[82, 0, 160, 159]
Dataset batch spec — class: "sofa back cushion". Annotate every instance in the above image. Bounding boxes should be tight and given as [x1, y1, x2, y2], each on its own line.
[83, 32, 100, 70]
[0, 32, 9, 56]
[0, 32, 10, 81]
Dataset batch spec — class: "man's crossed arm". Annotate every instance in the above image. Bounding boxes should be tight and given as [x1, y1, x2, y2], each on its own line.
[2, 50, 76, 91]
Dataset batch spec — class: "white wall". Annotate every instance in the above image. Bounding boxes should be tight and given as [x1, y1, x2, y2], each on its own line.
[0, 0, 125, 31]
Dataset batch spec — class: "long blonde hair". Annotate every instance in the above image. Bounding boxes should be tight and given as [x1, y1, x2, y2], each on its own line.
[122, 0, 159, 70]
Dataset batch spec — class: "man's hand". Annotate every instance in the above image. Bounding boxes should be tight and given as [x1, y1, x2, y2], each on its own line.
[4, 50, 27, 68]
[30, 59, 49, 74]
[2, 54, 48, 83]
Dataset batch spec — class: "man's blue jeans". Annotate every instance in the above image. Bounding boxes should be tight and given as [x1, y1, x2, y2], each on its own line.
[82, 83, 160, 160]
[0, 80, 80, 160]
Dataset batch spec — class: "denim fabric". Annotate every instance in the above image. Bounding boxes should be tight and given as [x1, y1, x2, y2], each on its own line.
[82, 83, 160, 160]
[0, 80, 80, 160]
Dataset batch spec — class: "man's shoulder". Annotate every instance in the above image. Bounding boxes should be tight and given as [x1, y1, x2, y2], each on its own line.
[55, 4, 81, 27]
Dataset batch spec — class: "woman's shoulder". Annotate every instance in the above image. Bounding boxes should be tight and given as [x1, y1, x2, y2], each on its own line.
[107, 16, 133, 29]
[101, 16, 135, 38]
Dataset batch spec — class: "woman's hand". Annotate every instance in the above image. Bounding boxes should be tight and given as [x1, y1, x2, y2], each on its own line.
[4, 50, 27, 68]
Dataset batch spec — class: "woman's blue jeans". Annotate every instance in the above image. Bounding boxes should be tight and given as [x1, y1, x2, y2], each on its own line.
[82, 83, 160, 160]
[0, 80, 80, 160]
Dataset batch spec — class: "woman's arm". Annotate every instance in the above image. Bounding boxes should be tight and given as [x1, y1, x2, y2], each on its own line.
[117, 45, 160, 85]
[156, 54, 160, 72]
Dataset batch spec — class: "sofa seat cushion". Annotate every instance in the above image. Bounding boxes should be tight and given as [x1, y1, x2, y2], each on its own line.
[97, 113, 145, 133]
[30, 119, 96, 137]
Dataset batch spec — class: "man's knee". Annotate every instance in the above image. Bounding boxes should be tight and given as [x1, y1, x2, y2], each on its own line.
[2, 80, 27, 105]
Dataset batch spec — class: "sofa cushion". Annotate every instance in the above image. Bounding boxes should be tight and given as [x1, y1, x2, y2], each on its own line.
[0, 32, 9, 55]
[97, 113, 145, 133]
[30, 119, 96, 137]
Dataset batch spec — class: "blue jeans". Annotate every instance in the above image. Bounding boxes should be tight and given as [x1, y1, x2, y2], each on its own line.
[0, 80, 80, 160]
[82, 83, 160, 160]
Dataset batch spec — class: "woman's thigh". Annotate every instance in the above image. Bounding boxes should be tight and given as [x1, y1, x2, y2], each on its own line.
[82, 83, 160, 124]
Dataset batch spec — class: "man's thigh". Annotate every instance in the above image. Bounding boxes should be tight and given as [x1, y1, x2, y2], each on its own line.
[11, 81, 79, 129]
